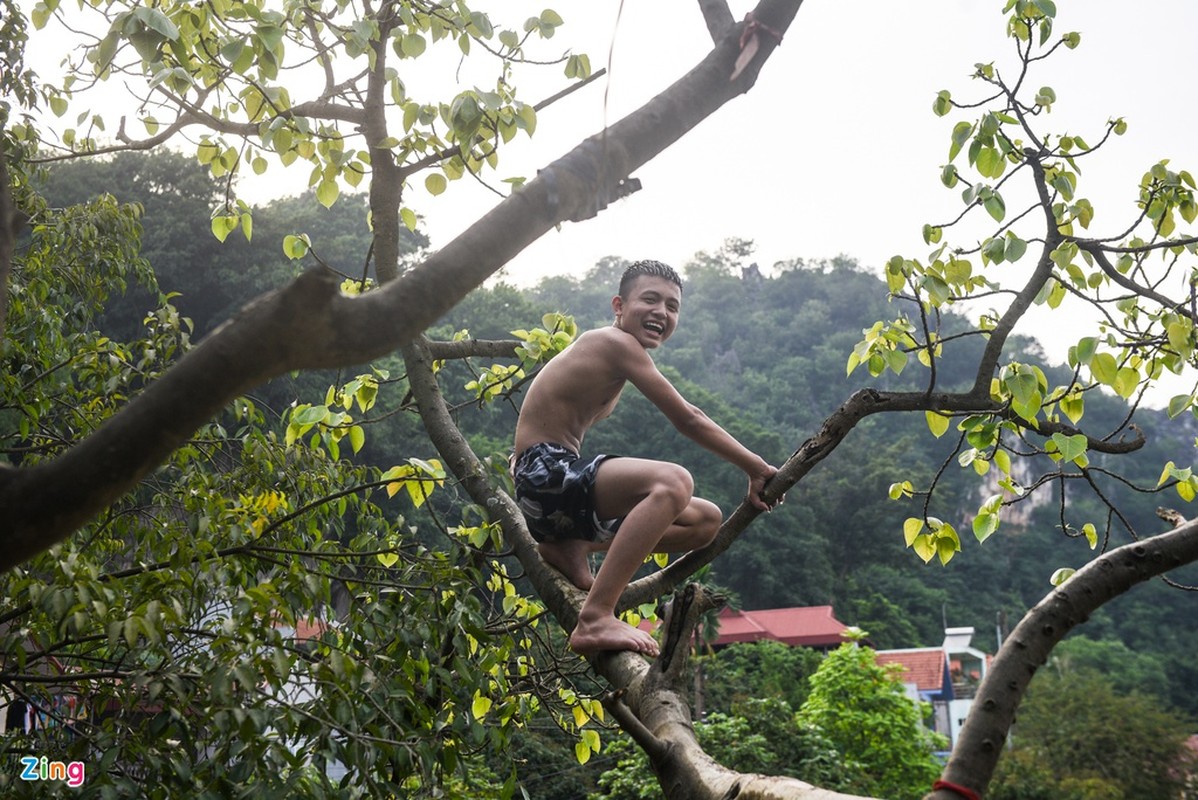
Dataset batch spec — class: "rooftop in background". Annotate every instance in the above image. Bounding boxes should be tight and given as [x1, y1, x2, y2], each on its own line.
[876, 648, 951, 695]
[713, 605, 850, 650]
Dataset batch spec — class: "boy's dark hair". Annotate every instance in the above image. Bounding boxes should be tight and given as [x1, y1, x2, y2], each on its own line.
[618, 259, 683, 298]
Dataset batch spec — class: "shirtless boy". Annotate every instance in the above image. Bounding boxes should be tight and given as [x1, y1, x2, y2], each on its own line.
[512, 260, 779, 657]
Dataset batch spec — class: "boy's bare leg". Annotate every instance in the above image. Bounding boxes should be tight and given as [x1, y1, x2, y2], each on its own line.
[566, 458, 721, 657]
[537, 539, 600, 591]
[538, 497, 720, 593]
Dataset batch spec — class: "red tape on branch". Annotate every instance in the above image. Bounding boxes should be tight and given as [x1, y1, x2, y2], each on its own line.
[932, 779, 982, 800]
[739, 12, 784, 50]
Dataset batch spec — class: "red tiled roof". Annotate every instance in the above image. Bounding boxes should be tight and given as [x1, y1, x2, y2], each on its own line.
[292, 618, 328, 642]
[713, 606, 849, 648]
[876, 648, 947, 693]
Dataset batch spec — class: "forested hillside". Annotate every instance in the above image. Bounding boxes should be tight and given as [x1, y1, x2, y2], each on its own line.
[40, 154, 1198, 722]
[438, 247, 1198, 721]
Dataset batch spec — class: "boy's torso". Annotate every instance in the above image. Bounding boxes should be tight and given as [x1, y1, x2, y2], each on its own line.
[514, 327, 631, 456]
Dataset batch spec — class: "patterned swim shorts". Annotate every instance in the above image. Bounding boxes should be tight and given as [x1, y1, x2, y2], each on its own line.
[512, 443, 623, 543]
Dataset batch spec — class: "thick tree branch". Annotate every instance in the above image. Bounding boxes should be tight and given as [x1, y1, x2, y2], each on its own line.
[931, 516, 1198, 799]
[0, 0, 804, 572]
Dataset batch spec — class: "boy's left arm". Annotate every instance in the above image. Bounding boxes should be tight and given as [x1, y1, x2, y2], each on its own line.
[617, 337, 780, 510]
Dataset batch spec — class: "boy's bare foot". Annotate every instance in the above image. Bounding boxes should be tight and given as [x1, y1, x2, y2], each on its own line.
[537, 539, 595, 591]
[570, 612, 660, 657]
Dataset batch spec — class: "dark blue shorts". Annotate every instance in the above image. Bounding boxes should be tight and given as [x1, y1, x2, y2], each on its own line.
[512, 443, 623, 543]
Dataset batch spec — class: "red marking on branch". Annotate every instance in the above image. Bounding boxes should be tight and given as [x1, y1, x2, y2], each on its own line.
[739, 12, 784, 49]
[730, 12, 784, 82]
[933, 779, 983, 800]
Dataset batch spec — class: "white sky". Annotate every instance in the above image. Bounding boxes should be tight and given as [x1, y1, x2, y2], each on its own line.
[406, 0, 1198, 406]
[20, 1, 1198, 397]
[404, 0, 1198, 291]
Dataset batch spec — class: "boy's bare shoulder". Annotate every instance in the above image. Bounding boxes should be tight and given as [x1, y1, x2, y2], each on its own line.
[564, 327, 646, 372]
[574, 326, 641, 354]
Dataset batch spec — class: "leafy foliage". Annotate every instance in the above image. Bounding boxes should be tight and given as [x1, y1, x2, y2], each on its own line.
[0, 178, 584, 799]
[796, 642, 945, 800]
[989, 669, 1193, 800]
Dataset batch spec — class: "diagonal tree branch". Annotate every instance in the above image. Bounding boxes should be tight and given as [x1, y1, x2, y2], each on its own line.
[930, 516, 1198, 800]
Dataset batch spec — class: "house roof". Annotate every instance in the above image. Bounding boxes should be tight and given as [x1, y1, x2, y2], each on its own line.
[875, 648, 949, 694]
[713, 606, 849, 648]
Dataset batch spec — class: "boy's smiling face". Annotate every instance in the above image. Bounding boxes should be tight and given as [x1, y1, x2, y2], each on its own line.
[612, 275, 681, 349]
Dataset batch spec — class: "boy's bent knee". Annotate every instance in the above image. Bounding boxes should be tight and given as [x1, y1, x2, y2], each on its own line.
[695, 499, 722, 542]
[654, 465, 694, 510]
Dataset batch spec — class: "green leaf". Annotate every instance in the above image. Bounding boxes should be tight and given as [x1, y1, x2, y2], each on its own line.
[925, 410, 951, 438]
[282, 233, 310, 259]
[936, 534, 959, 565]
[315, 179, 339, 208]
[1112, 366, 1139, 399]
[1060, 393, 1084, 424]
[883, 348, 908, 375]
[1051, 432, 1088, 465]
[911, 533, 936, 563]
[400, 32, 427, 57]
[132, 6, 180, 40]
[575, 741, 591, 765]
[1005, 234, 1028, 262]
[940, 164, 959, 188]
[1082, 523, 1098, 549]
[1167, 320, 1193, 357]
[1167, 394, 1193, 420]
[425, 173, 448, 196]
[210, 215, 238, 243]
[1090, 352, 1118, 386]
[471, 692, 493, 720]
[984, 191, 1007, 221]
[973, 511, 999, 543]
[1050, 567, 1075, 586]
[1074, 337, 1098, 365]
[949, 121, 973, 161]
[349, 425, 365, 454]
[1157, 461, 1177, 488]
[932, 90, 952, 117]
[902, 517, 925, 547]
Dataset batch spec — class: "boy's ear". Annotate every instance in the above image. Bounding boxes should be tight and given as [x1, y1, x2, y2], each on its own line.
[611, 294, 624, 316]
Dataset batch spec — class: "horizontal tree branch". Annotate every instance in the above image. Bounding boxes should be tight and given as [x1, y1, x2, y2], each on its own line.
[424, 338, 520, 360]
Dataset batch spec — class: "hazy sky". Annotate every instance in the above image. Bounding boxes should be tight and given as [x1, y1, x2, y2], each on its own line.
[394, 0, 1198, 293]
